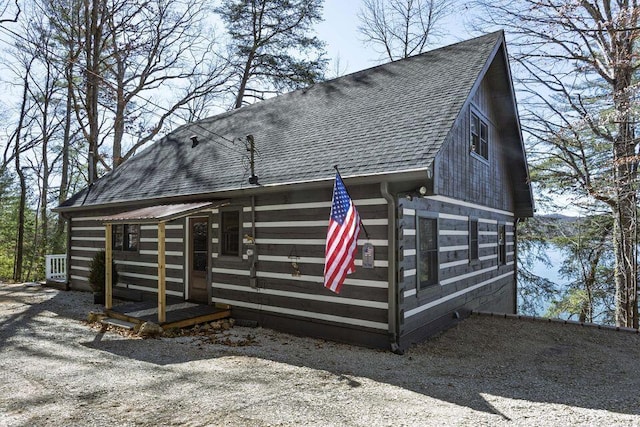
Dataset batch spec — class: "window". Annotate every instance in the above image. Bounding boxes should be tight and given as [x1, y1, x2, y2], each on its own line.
[192, 220, 208, 271]
[498, 224, 507, 265]
[470, 111, 489, 160]
[469, 219, 479, 261]
[220, 210, 241, 257]
[418, 215, 438, 289]
[112, 224, 139, 251]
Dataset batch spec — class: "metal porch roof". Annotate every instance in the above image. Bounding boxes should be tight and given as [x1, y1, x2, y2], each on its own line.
[99, 201, 227, 224]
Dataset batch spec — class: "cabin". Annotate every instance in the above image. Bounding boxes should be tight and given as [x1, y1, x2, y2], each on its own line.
[54, 31, 533, 351]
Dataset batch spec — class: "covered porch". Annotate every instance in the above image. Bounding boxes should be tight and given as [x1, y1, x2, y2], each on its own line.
[106, 296, 230, 329]
[101, 201, 229, 325]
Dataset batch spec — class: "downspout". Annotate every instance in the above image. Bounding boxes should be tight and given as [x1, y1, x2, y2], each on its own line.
[249, 195, 257, 288]
[513, 218, 520, 314]
[381, 182, 401, 353]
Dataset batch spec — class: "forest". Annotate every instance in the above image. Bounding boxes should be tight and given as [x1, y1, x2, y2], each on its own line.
[0, 0, 638, 328]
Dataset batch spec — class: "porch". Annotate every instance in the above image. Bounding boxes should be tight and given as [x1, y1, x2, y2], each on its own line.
[45, 254, 68, 288]
[105, 297, 231, 329]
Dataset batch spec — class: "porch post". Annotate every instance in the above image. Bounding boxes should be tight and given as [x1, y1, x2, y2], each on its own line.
[105, 224, 113, 309]
[158, 221, 166, 323]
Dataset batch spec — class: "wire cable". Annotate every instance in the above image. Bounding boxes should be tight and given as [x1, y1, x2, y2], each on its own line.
[0, 24, 247, 156]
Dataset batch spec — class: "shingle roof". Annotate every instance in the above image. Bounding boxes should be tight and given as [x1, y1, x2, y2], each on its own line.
[59, 32, 505, 210]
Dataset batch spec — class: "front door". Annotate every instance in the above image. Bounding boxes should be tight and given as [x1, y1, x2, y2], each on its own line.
[188, 217, 209, 303]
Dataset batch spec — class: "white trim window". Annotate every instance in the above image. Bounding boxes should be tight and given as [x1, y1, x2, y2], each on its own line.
[470, 110, 489, 161]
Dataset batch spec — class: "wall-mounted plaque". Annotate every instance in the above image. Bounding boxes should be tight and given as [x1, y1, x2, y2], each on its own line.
[362, 242, 375, 269]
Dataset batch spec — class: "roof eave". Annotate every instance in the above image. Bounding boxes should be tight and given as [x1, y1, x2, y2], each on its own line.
[54, 167, 433, 214]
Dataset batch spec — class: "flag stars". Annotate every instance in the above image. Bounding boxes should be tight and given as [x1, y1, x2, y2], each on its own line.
[331, 178, 351, 224]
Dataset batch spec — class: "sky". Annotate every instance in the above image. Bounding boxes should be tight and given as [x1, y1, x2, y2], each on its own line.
[316, 0, 475, 76]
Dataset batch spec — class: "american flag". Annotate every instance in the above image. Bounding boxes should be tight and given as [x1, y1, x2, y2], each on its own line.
[324, 173, 361, 294]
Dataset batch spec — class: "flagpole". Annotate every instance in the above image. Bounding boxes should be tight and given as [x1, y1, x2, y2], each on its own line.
[333, 165, 371, 240]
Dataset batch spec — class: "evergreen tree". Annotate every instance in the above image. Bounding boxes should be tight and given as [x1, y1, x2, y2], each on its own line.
[217, 0, 327, 108]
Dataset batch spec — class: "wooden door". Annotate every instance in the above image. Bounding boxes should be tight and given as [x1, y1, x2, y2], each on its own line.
[188, 217, 209, 303]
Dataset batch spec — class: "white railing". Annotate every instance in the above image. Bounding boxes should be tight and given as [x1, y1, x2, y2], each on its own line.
[45, 254, 67, 281]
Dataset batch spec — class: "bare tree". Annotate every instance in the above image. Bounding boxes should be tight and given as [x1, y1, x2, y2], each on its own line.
[26, 18, 66, 261]
[473, 0, 640, 327]
[358, 0, 451, 62]
[105, 0, 230, 169]
[10, 56, 34, 281]
[0, 0, 20, 24]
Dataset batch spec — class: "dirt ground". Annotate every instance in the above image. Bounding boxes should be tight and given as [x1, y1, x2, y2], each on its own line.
[1, 282, 640, 426]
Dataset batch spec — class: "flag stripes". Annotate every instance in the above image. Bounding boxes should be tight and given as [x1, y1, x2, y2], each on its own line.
[324, 173, 362, 293]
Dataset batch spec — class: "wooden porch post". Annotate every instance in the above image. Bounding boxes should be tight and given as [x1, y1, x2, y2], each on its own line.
[158, 221, 166, 323]
[105, 224, 113, 309]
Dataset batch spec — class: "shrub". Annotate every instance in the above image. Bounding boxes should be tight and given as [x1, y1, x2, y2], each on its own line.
[88, 250, 118, 292]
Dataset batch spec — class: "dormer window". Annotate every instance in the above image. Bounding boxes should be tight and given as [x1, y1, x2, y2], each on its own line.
[470, 111, 489, 161]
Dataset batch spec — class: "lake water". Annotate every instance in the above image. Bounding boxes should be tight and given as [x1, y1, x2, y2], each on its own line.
[530, 245, 568, 286]
[520, 244, 571, 316]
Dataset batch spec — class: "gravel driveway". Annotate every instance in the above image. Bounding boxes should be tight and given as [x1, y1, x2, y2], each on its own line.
[1, 282, 640, 426]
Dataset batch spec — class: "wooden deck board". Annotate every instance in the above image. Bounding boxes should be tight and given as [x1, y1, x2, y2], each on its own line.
[105, 299, 230, 328]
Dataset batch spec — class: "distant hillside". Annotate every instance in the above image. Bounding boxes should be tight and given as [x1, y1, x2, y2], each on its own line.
[524, 213, 610, 240]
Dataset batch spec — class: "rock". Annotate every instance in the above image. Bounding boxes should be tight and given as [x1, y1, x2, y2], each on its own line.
[201, 323, 211, 330]
[163, 327, 181, 338]
[211, 321, 223, 330]
[139, 321, 163, 337]
[221, 321, 231, 330]
[228, 318, 236, 327]
[87, 311, 104, 323]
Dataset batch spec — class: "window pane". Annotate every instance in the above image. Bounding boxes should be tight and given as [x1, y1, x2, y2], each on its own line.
[469, 220, 478, 260]
[498, 225, 506, 265]
[125, 225, 139, 251]
[418, 217, 438, 288]
[221, 210, 240, 256]
[471, 113, 479, 136]
[112, 225, 124, 250]
[481, 140, 488, 159]
[480, 122, 489, 159]
[193, 252, 207, 271]
[192, 221, 208, 271]
[480, 122, 488, 141]
[193, 222, 207, 251]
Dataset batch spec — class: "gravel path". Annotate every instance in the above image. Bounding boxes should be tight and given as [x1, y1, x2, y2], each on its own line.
[1, 282, 640, 426]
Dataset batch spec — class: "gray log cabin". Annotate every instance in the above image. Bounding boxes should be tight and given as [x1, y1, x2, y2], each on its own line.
[55, 31, 533, 351]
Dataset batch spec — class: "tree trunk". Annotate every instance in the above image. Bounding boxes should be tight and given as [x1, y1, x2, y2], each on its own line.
[612, 64, 638, 328]
[12, 60, 33, 282]
[234, 49, 256, 109]
[85, 0, 103, 183]
[55, 46, 74, 253]
[613, 193, 637, 327]
[111, 25, 125, 169]
[13, 157, 26, 282]
[40, 63, 51, 260]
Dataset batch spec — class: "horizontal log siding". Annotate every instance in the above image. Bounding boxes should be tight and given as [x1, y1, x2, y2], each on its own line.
[397, 195, 516, 347]
[68, 211, 186, 297]
[210, 185, 390, 341]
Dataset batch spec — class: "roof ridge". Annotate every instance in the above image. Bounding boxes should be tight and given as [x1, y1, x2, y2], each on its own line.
[196, 31, 505, 125]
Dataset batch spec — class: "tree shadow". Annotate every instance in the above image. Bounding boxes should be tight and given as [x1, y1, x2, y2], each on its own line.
[85, 314, 640, 418]
[3, 283, 639, 420]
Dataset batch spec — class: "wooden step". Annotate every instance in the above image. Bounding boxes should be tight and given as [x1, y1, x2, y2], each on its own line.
[100, 317, 138, 330]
